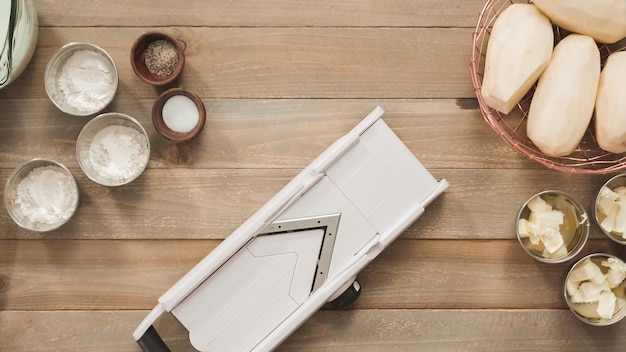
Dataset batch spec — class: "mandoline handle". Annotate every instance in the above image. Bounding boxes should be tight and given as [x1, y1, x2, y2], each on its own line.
[137, 325, 171, 352]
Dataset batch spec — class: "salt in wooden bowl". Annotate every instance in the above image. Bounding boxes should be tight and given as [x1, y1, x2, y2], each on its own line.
[152, 88, 206, 143]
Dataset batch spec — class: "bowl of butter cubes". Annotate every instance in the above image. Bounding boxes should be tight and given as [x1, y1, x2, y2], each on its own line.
[595, 173, 626, 245]
[564, 253, 626, 325]
[516, 190, 589, 264]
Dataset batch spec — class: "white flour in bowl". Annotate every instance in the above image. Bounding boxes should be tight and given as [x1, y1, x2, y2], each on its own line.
[57, 49, 116, 114]
[88, 125, 149, 183]
[14, 165, 78, 226]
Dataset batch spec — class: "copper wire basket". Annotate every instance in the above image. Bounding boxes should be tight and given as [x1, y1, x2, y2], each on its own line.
[470, 0, 626, 174]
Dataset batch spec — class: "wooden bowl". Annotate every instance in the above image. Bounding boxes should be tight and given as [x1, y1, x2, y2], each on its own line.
[130, 31, 185, 86]
[152, 88, 206, 143]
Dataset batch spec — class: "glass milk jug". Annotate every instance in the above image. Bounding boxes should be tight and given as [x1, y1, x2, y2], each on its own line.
[0, 0, 38, 89]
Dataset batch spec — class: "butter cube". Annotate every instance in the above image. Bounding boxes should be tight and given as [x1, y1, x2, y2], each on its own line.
[597, 197, 617, 220]
[529, 210, 564, 229]
[566, 276, 581, 296]
[601, 258, 626, 288]
[527, 196, 552, 213]
[518, 218, 529, 238]
[606, 269, 626, 288]
[525, 221, 542, 245]
[596, 291, 617, 319]
[543, 243, 567, 259]
[540, 227, 564, 254]
[572, 287, 602, 303]
[568, 259, 604, 283]
[614, 200, 626, 234]
[600, 205, 619, 234]
[580, 280, 610, 299]
[614, 186, 626, 198]
[598, 186, 619, 215]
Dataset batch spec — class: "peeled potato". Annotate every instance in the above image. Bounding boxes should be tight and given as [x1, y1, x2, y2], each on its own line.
[533, 0, 626, 44]
[480, 4, 553, 114]
[595, 52, 626, 153]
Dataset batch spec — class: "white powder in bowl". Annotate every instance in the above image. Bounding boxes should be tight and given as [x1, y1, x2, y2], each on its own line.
[13, 165, 78, 227]
[57, 49, 116, 114]
[88, 125, 149, 184]
[162, 95, 200, 133]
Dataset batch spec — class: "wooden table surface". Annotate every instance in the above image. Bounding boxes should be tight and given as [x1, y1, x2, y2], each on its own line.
[2, 1, 626, 351]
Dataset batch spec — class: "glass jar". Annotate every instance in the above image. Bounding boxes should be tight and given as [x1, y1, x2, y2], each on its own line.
[0, 0, 38, 89]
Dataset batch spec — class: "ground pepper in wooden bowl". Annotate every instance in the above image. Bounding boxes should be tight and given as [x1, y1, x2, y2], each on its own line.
[145, 40, 179, 77]
[131, 31, 185, 86]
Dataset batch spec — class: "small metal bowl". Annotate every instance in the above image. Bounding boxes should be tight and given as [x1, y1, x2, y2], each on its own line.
[76, 112, 151, 186]
[44, 42, 118, 116]
[516, 190, 589, 263]
[564, 253, 626, 326]
[4, 159, 79, 232]
[152, 88, 206, 143]
[594, 173, 626, 245]
[130, 31, 185, 86]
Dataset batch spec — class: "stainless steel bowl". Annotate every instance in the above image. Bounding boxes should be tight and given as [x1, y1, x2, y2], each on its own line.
[4, 159, 79, 232]
[594, 173, 626, 245]
[76, 112, 150, 186]
[44, 42, 118, 116]
[516, 190, 589, 263]
[564, 253, 626, 326]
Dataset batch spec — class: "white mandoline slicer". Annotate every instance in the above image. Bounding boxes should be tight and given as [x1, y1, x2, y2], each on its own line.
[133, 106, 448, 352]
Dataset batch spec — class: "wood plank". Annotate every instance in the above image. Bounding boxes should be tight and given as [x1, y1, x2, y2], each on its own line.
[0, 167, 610, 240]
[283, 309, 626, 352]
[33, 0, 487, 28]
[2, 308, 625, 352]
[0, 98, 538, 170]
[360, 239, 623, 310]
[0, 27, 474, 99]
[0, 239, 622, 311]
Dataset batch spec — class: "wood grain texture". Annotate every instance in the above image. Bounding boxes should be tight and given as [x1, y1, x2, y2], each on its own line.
[0, 98, 537, 170]
[2, 309, 626, 352]
[0, 27, 474, 99]
[33, 0, 486, 27]
[0, 168, 610, 240]
[0, 239, 622, 311]
[282, 309, 626, 352]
